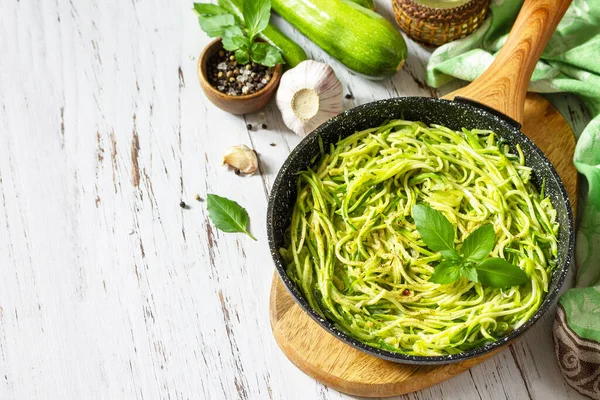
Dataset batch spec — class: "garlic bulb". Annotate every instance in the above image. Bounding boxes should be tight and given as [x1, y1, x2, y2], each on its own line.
[276, 60, 343, 137]
[222, 145, 258, 174]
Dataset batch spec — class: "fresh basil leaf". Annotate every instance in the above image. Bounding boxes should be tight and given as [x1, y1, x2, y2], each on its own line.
[412, 204, 455, 254]
[222, 26, 246, 51]
[193, 3, 229, 16]
[475, 258, 528, 288]
[243, 0, 271, 39]
[440, 248, 461, 261]
[250, 42, 284, 67]
[235, 49, 250, 64]
[198, 14, 235, 37]
[207, 194, 256, 240]
[461, 265, 479, 283]
[430, 260, 463, 285]
[462, 224, 495, 262]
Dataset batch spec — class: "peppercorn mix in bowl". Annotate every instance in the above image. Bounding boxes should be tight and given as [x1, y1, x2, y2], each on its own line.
[198, 38, 282, 115]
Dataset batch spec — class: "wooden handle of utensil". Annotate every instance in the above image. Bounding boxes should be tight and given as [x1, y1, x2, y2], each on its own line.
[444, 0, 572, 124]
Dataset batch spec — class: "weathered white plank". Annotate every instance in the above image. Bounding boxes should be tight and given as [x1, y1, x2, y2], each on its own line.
[0, 0, 590, 399]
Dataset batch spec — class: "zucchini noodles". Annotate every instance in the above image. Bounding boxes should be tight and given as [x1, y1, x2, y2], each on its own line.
[280, 120, 559, 356]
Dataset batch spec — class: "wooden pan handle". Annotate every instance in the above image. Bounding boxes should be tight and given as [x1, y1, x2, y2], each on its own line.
[445, 0, 572, 124]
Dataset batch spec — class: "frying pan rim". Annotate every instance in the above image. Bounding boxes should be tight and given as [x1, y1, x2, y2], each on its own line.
[267, 96, 574, 365]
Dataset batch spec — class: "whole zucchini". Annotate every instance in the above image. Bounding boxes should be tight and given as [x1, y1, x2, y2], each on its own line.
[272, 0, 407, 78]
[349, 0, 375, 10]
[218, 0, 308, 67]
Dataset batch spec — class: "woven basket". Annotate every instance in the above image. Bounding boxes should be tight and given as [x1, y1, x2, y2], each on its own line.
[392, 0, 489, 47]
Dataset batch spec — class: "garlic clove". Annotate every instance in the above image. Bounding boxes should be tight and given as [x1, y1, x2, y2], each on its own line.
[276, 60, 343, 137]
[222, 145, 258, 174]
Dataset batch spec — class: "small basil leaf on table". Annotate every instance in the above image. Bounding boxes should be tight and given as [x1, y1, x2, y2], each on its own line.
[475, 258, 528, 288]
[412, 204, 455, 253]
[462, 224, 495, 262]
[461, 265, 479, 283]
[207, 194, 256, 240]
[430, 260, 463, 285]
[243, 0, 270, 39]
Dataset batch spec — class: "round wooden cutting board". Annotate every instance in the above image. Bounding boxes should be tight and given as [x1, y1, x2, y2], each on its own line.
[269, 93, 578, 398]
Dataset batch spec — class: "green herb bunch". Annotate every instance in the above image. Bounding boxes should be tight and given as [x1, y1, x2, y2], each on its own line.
[194, 0, 284, 67]
[412, 204, 529, 288]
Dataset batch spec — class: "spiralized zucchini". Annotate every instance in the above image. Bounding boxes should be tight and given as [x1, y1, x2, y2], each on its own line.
[280, 120, 559, 356]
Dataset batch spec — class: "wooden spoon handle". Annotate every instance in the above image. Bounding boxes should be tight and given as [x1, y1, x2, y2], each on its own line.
[445, 0, 572, 124]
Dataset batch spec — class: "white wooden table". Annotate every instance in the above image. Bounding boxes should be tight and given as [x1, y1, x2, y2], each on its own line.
[0, 1, 591, 399]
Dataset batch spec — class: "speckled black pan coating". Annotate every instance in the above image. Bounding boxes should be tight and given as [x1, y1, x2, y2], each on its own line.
[267, 97, 575, 365]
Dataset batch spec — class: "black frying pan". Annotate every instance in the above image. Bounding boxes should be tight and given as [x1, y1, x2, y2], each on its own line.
[267, 0, 575, 364]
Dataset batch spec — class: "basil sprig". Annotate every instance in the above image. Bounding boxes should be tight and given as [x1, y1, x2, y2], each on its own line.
[412, 204, 528, 288]
[193, 0, 284, 67]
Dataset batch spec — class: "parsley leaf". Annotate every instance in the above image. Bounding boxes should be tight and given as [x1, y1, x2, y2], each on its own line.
[207, 194, 256, 240]
[235, 49, 250, 64]
[193, 3, 228, 15]
[197, 14, 235, 37]
[194, 4, 235, 37]
[221, 26, 246, 51]
[193, 1, 283, 67]
[462, 224, 495, 262]
[475, 258, 528, 288]
[412, 204, 455, 253]
[251, 42, 284, 67]
[243, 0, 271, 40]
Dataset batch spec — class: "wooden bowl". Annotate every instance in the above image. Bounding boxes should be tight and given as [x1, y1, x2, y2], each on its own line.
[198, 38, 282, 115]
